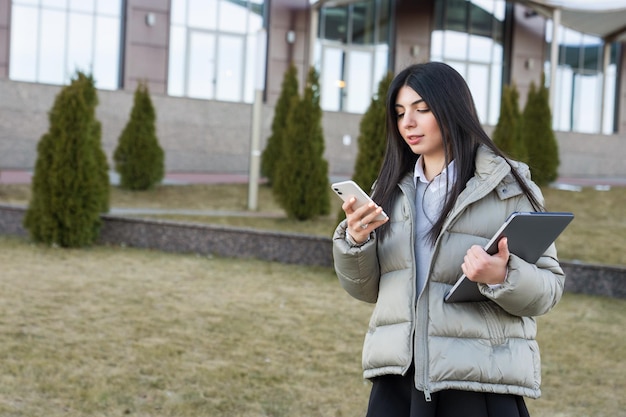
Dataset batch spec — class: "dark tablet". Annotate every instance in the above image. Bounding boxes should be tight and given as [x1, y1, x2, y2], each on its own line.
[444, 211, 574, 303]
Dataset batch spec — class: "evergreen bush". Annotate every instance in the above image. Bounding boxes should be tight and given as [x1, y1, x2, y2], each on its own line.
[23, 71, 110, 247]
[493, 83, 527, 163]
[520, 76, 560, 186]
[261, 62, 299, 186]
[113, 81, 164, 190]
[273, 67, 330, 220]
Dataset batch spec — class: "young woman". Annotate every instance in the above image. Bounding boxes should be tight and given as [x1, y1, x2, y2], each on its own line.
[332, 62, 565, 417]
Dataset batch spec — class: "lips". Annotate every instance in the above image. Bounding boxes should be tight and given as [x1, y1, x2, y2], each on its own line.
[406, 135, 423, 145]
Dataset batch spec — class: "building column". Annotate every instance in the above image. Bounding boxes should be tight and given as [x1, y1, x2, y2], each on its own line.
[549, 7, 560, 114]
[122, 0, 171, 93]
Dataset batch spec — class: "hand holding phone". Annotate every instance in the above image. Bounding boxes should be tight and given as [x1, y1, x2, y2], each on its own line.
[331, 180, 388, 222]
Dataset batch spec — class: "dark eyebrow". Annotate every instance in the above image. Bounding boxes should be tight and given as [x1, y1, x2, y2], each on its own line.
[395, 99, 425, 109]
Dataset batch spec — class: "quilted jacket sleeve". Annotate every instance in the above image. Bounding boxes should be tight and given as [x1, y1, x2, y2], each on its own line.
[480, 245, 565, 317]
[332, 220, 381, 304]
[479, 173, 566, 316]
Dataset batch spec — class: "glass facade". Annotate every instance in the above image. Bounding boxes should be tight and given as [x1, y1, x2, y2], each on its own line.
[430, 0, 507, 126]
[9, 0, 122, 89]
[4, 0, 621, 134]
[168, 0, 265, 103]
[546, 23, 619, 134]
[315, 0, 392, 113]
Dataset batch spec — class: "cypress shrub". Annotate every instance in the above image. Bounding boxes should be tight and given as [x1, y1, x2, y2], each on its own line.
[352, 71, 393, 191]
[520, 76, 560, 185]
[273, 67, 330, 220]
[261, 62, 299, 186]
[114, 81, 164, 190]
[493, 83, 527, 163]
[23, 71, 110, 247]
[85, 75, 110, 213]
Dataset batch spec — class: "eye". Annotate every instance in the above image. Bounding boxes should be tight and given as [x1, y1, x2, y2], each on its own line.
[396, 112, 405, 119]
[417, 108, 431, 114]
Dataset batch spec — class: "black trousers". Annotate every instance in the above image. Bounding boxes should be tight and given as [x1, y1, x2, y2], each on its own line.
[366, 370, 531, 417]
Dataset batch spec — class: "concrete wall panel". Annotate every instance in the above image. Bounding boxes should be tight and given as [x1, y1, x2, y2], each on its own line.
[123, 0, 171, 94]
[1, 78, 624, 179]
[510, 5, 545, 109]
[394, 0, 433, 71]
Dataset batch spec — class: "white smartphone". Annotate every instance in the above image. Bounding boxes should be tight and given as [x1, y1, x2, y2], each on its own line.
[331, 180, 388, 221]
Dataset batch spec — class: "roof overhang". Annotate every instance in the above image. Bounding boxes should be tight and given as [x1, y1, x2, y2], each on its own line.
[312, 0, 626, 42]
[515, 0, 626, 42]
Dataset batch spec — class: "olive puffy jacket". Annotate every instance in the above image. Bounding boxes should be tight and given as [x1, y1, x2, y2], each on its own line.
[332, 146, 565, 400]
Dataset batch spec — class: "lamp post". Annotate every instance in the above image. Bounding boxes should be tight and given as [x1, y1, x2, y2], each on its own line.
[247, 29, 267, 211]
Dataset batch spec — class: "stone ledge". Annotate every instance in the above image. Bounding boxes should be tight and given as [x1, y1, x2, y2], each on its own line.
[1, 204, 624, 299]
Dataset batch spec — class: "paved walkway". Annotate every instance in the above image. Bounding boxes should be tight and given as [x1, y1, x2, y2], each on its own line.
[0, 170, 255, 185]
[2, 169, 625, 218]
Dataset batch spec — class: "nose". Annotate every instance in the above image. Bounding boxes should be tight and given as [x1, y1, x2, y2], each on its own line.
[400, 110, 416, 129]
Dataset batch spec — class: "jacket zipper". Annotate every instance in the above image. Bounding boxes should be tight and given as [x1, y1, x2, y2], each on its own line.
[416, 203, 460, 402]
[404, 179, 433, 402]
[415, 256, 432, 401]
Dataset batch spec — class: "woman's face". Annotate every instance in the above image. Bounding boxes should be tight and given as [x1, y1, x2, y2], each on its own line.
[394, 85, 444, 161]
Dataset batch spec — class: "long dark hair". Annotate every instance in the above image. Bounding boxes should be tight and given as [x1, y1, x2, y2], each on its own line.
[371, 62, 542, 242]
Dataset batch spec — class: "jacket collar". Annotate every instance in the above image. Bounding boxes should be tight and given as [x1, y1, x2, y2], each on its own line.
[441, 145, 530, 236]
[398, 146, 528, 224]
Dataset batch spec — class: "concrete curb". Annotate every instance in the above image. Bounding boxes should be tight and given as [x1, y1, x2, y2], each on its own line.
[0, 204, 624, 300]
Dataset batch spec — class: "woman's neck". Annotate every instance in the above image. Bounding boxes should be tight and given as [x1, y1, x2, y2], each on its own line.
[421, 156, 446, 182]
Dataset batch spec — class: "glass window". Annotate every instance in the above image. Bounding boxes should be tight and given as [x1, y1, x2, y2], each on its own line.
[546, 22, 618, 134]
[37, 9, 66, 84]
[444, 0, 468, 33]
[489, 61, 503, 123]
[320, 7, 348, 43]
[316, 0, 392, 113]
[168, 0, 266, 103]
[468, 63, 489, 121]
[188, 32, 216, 99]
[8, 0, 122, 89]
[96, 0, 119, 15]
[430, 0, 507, 125]
[171, 0, 187, 25]
[352, 2, 375, 45]
[188, 0, 218, 30]
[9, 6, 38, 81]
[70, 0, 95, 13]
[67, 13, 94, 76]
[219, 1, 248, 33]
[168, 26, 187, 96]
[320, 47, 343, 111]
[469, 34, 493, 63]
[216, 35, 244, 101]
[93, 15, 121, 88]
[443, 31, 468, 61]
[345, 50, 372, 113]
[42, 0, 67, 8]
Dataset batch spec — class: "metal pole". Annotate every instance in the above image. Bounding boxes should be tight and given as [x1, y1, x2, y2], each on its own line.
[248, 29, 267, 211]
[549, 8, 560, 116]
[600, 42, 611, 134]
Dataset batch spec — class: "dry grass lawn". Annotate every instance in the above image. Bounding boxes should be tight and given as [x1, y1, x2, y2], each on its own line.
[0, 236, 624, 417]
[0, 182, 624, 416]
